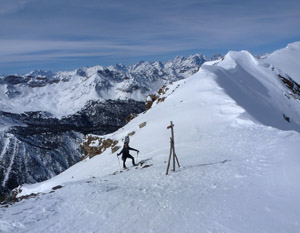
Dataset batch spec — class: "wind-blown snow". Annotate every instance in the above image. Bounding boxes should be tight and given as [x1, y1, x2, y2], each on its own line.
[1, 43, 300, 233]
[205, 50, 300, 132]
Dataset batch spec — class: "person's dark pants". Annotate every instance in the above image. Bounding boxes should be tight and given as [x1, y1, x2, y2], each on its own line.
[122, 154, 135, 168]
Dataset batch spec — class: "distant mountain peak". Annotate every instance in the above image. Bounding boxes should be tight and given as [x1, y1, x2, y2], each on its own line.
[26, 69, 55, 78]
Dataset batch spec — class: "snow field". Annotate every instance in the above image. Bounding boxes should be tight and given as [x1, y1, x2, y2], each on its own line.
[1, 44, 300, 232]
[1, 124, 299, 233]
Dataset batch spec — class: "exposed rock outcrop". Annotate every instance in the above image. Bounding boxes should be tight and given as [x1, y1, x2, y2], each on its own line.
[81, 136, 118, 158]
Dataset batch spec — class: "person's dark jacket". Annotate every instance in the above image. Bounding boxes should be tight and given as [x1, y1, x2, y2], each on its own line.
[117, 146, 139, 158]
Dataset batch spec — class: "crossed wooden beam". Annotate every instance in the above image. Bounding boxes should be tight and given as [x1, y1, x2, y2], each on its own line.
[166, 121, 181, 175]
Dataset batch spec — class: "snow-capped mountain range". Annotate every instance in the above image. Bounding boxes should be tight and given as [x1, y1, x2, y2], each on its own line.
[0, 54, 207, 118]
[0, 54, 209, 196]
[1, 42, 299, 233]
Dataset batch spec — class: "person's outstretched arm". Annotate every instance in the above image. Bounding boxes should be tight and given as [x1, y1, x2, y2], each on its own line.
[129, 147, 139, 153]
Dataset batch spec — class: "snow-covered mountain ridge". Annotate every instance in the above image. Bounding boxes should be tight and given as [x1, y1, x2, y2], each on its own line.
[0, 54, 208, 118]
[2, 42, 300, 233]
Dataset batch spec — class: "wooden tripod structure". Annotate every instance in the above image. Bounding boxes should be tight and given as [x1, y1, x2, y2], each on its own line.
[166, 121, 181, 175]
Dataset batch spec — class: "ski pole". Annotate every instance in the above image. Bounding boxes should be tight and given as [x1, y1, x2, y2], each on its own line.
[137, 151, 139, 163]
[117, 155, 121, 171]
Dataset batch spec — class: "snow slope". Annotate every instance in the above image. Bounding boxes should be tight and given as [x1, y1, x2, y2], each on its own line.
[207, 50, 300, 132]
[263, 42, 300, 84]
[1, 44, 300, 233]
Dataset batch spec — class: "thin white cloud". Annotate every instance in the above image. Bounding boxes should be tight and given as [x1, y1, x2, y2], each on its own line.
[0, 39, 195, 63]
[0, 0, 34, 15]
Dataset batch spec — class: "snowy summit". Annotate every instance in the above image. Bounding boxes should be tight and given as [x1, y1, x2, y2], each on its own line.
[1, 42, 300, 233]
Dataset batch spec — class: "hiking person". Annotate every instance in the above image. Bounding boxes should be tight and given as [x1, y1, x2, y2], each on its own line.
[117, 143, 139, 169]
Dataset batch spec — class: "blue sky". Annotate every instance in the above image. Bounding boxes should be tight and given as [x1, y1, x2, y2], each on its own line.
[0, 0, 299, 74]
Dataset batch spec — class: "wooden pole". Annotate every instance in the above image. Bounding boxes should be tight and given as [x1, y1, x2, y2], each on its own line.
[172, 139, 175, 171]
[171, 134, 180, 168]
[166, 137, 173, 175]
[174, 152, 181, 167]
[170, 121, 175, 171]
[166, 121, 180, 175]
